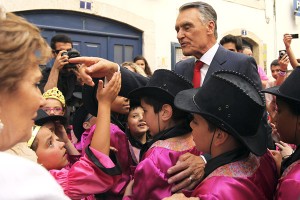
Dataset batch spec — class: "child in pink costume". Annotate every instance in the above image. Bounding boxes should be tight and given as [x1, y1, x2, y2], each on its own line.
[28, 73, 122, 199]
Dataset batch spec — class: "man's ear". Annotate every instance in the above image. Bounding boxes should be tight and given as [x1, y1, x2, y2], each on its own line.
[206, 20, 215, 36]
[160, 104, 173, 121]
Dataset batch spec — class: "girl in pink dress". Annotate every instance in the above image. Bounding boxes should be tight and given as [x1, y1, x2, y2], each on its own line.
[28, 73, 122, 199]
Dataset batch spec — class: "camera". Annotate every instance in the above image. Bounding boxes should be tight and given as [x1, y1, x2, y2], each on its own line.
[291, 34, 299, 39]
[279, 50, 286, 59]
[61, 48, 80, 69]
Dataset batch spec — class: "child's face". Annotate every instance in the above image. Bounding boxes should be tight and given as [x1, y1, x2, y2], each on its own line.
[190, 114, 214, 153]
[271, 65, 280, 80]
[42, 98, 64, 116]
[127, 106, 149, 137]
[111, 96, 130, 115]
[141, 99, 160, 137]
[275, 99, 298, 144]
[35, 123, 68, 170]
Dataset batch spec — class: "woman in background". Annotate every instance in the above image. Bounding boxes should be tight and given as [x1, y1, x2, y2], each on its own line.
[133, 55, 152, 77]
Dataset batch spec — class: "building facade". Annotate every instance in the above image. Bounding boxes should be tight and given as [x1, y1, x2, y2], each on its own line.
[2, 0, 300, 77]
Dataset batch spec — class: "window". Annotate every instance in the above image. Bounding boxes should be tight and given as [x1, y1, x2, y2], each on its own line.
[113, 44, 134, 64]
[171, 42, 192, 70]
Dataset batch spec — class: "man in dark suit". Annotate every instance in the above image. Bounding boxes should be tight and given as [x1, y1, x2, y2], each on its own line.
[171, 1, 273, 191]
[174, 2, 261, 88]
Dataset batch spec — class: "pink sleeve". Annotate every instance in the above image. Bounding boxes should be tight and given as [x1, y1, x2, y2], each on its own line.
[257, 66, 269, 81]
[275, 178, 300, 200]
[129, 152, 172, 199]
[50, 148, 120, 199]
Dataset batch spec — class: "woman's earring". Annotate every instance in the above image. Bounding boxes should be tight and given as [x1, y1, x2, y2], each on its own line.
[0, 119, 4, 133]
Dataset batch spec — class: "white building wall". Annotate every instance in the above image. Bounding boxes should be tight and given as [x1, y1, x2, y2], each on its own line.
[2, 0, 300, 77]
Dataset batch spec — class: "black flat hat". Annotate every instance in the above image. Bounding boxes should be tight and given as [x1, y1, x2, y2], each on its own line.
[262, 67, 300, 103]
[128, 69, 193, 104]
[175, 70, 267, 156]
[82, 78, 99, 117]
[72, 105, 89, 141]
[35, 109, 67, 126]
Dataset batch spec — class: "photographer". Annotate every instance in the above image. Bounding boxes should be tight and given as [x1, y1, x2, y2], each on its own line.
[39, 34, 82, 124]
[283, 33, 300, 68]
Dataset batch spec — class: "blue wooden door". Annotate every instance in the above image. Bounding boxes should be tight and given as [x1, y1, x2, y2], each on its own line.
[17, 10, 142, 62]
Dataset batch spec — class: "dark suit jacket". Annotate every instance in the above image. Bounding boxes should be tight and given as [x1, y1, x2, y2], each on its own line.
[174, 45, 262, 89]
[174, 45, 274, 149]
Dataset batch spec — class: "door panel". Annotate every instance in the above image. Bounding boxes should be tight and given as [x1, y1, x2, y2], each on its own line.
[109, 37, 140, 64]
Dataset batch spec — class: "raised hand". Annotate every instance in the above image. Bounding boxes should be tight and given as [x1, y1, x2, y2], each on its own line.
[90, 72, 121, 156]
[69, 57, 119, 86]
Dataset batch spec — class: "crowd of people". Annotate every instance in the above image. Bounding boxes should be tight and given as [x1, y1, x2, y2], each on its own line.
[1, 1, 300, 200]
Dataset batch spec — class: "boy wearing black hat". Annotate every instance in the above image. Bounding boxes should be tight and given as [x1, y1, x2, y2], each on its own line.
[166, 70, 278, 199]
[123, 69, 200, 199]
[262, 67, 300, 200]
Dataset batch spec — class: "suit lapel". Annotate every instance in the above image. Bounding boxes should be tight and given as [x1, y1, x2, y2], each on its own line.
[204, 46, 227, 84]
[183, 58, 195, 82]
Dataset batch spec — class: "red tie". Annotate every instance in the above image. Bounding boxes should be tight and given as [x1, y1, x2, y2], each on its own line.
[192, 61, 204, 88]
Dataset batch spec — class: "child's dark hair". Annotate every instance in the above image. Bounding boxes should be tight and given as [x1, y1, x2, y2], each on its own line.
[142, 96, 189, 122]
[129, 104, 142, 112]
[50, 34, 73, 50]
[277, 97, 300, 116]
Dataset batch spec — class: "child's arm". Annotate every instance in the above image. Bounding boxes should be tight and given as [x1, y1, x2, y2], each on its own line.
[90, 72, 121, 155]
[55, 123, 80, 156]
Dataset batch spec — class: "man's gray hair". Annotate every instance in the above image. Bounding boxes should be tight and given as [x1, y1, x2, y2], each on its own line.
[179, 1, 218, 39]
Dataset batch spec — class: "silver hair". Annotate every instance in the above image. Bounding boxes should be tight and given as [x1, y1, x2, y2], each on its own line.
[179, 1, 218, 39]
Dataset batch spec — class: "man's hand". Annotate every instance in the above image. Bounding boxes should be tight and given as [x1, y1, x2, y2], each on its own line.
[69, 57, 119, 86]
[167, 153, 205, 193]
[53, 50, 69, 70]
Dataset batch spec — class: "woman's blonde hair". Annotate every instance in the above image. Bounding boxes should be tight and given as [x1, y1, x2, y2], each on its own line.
[0, 12, 51, 92]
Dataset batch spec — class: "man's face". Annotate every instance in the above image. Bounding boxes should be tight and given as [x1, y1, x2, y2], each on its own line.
[222, 42, 237, 52]
[271, 65, 280, 80]
[53, 42, 72, 57]
[175, 8, 214, 59]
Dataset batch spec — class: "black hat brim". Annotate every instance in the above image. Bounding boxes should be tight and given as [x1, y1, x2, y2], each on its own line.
[262, 86, 300, 103]
[72, 105, 89, 140]
[175, 88, 267, 156]
[128, 86, 175, 104]
[35, 115, 67, 126]
[82, 79, 100, 117]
